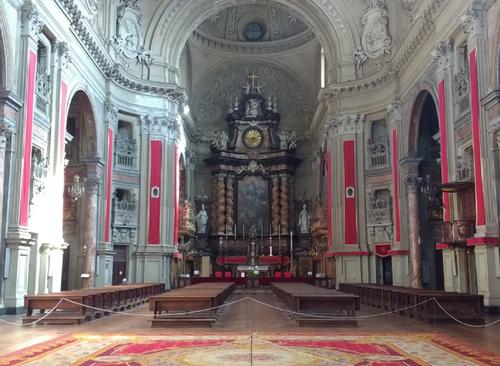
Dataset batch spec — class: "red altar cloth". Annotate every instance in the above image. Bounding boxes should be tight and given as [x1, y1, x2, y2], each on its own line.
[258, 256, 289, 265]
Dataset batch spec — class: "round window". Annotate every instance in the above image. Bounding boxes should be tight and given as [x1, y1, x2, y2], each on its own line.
[244, 22, 264, 41]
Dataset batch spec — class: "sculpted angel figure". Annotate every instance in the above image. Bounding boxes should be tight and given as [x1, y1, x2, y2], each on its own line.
[245, 98, 261, 118]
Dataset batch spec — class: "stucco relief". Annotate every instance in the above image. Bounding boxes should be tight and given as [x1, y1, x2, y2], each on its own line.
[193, 63, 312, 132]
[114, 0, 143, 60]
[360, 0, 392, 60]
[85, 0, 100, 15]
[326, 114, 365, 137]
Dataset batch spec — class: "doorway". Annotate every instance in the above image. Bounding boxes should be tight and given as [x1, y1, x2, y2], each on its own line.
[112, 245, 127, 285]
[376, 256, 393, 285]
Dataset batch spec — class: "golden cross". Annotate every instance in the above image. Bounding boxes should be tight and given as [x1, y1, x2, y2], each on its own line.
[247, 72, 259, 88]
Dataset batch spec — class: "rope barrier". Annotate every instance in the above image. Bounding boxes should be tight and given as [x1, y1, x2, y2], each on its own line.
[1, 293, 499, 328]
[0, 298, 65, 327]
[248, 296, 435, 320]
[61, 296, 251, 317]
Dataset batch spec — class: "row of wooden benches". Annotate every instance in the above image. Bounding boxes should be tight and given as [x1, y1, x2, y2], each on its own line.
[271, 282, 360, 326]
[339, 283, 485, 323]
[149, 282, 236, 327]
[23, 283, 165, 324]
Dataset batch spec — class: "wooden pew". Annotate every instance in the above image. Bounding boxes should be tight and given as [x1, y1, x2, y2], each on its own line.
[271, 282, 359, 327]
[149, 282, 235, 327]
[23, 283, 165, 325]
[339, 283, 485, 324]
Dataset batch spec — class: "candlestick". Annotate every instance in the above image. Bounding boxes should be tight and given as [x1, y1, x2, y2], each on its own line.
[243, 224, 245, 240]
[234, 224, 236, 239]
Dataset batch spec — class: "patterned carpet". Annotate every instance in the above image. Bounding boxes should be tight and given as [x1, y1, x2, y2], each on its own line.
[1, 333, 500, 366]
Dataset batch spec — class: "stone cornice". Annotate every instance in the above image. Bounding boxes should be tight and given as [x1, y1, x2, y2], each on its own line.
[55, 0, 186, 103]
[190, 29, 315, 55]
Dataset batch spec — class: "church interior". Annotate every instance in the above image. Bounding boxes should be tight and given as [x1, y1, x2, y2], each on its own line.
[1, 0, 500, 364]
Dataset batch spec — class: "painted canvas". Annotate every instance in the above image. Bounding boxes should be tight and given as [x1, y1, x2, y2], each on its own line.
[237, 175, 269, 235]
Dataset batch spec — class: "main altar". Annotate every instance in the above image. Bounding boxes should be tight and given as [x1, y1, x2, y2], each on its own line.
[201, 72, 303, 275]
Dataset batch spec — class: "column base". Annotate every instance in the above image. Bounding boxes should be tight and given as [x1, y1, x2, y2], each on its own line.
[473, 245, 500, 307]
[96, 243, 115, 287]
[3, 229, 35, 311]
[329, 250, 371, 285]
[130, 245, 174, 288]
[391, 253, 410, 287]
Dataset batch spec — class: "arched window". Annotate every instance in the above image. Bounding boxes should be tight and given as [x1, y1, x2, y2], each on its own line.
[115, 120, 137, 168]
[368, 120, 389, 168]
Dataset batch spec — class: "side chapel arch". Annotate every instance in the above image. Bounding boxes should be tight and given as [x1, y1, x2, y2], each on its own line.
[62, 89, 100, 290]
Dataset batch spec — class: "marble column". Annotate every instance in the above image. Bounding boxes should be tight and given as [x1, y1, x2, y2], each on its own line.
[211, 177, 218, 234]
[82, 176, 100, 288]
[216, 174, 226, 235]
[0, 125, 12, 303]
[406, 176, 423, 289]
[280, 174, 289, 233]
[271, 175, 280, 235]
[226, 176, 234, 235]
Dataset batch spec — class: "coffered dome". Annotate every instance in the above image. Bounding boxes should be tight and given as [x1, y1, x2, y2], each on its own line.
[194, 3, 311, 48]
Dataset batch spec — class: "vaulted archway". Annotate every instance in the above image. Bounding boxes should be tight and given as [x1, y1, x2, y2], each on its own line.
[62, 90, 100, 290]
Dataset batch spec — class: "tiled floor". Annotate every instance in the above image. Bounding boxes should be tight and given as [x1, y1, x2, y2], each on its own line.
[0, 288, 499, 357]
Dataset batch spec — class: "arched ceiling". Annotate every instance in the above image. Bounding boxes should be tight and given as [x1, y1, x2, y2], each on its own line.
[195, 3, 309, 44]
[145, 0, 359, 82]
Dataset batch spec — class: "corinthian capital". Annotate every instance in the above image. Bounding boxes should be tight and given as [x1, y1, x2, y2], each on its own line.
[460, 6, 483, 39]
[431, 40, 453, 74]
[22, 4, 44, 38]
[105, 102, 118, 127]
[56, 42, 72, 70]
[386, 100, 402, 126]
[326, 113, 365, 137]
[84, 176, 101, 194]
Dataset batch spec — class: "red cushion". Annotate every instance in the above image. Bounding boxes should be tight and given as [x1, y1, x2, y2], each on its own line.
[215, 272, 222, 278]
[284, 272, 292, 278]
[224, 272, 232, 278]
[274, 272, 282, 278]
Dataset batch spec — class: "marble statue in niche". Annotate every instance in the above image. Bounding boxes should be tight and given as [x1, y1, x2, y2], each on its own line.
[196, 204, 208, 234]
[298, 203, 310, 234]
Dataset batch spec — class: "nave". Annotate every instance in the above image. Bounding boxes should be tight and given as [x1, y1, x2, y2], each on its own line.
[1, 288, 500, 365]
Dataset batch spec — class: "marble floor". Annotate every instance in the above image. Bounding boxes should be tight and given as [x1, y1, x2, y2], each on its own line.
[1, 288, 499, 357]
